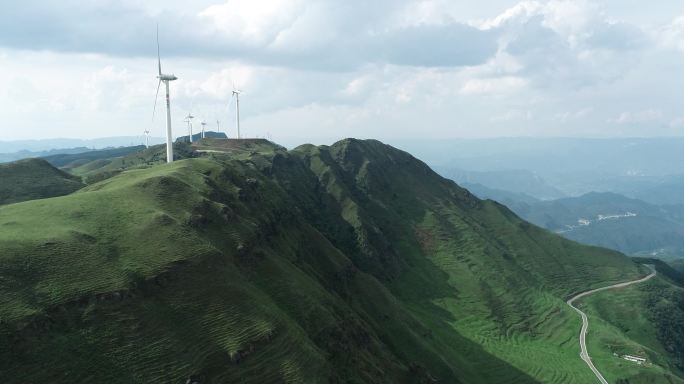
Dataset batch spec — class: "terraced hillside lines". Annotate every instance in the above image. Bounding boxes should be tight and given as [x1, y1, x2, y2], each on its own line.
[579, 267, 684, 384]
[0, 138, 661, 383]
[292, 139, 642, 383]
[567, 269, 656, 383]
[0, 158, 84, 205]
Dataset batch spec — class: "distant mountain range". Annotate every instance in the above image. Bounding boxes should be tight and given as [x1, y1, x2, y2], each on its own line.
[0, 147, 95, 163]
[0, 138, 163, 164]
[436, 167, 566, 200]
[393, 137, 684, 205]
[0, 136, 164, 154]
[400, 137, 684, 258]
[394, 137, 684, 177]
[466, 185, 684, 259]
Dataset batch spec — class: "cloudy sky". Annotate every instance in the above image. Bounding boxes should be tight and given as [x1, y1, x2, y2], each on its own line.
[1, 0, 684, 144]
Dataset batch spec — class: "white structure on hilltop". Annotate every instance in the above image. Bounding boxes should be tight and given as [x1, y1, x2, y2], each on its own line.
[152, 24, 178, 163]
[232, 87, 243, 139]
[622, 355, 647, 365]
[184, 113, 194, 143]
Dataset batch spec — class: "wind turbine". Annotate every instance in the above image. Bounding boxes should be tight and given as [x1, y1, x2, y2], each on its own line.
[152, 24, 178, 163]
[216, 119, 221, 133]
[143, 128, 151, 148]
[200, 120, 207, 139]
[184, 113, 194, 143]
[232, 86, 243, 139]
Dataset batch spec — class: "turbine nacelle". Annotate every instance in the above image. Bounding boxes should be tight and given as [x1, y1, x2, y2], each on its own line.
[158, 74, 178, 81]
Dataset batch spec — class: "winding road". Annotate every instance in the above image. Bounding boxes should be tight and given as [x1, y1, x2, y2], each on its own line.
[566, 267, 657, 384]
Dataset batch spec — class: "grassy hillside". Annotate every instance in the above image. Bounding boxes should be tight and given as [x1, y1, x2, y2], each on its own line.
[67, 139, 260, 183]
[0, 138, 662, 383]
[68, 142, 196, 183]
[42, 146, 146, 170]
[579, 270, 684, 383]
[0, 158, 84, 205]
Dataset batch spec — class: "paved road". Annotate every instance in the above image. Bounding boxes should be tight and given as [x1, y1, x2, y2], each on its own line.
[566, 267, 657, 384]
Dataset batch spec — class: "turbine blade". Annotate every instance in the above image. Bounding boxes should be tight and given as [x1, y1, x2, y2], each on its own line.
[152, 79, 162, 120]
[157, 24, 162, 76]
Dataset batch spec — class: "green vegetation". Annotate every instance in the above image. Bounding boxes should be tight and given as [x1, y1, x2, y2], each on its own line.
[671, 259, 684, 275]
[579, 273, 684, 383]
[69, 142, 196, 183]
[0, 138, 672, 383]
[0, 158, 84, 205]
[43, 146, 146, 170]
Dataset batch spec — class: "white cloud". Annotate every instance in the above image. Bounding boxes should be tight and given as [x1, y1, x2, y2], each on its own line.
[659, 15, 684, 51]
[490, 109, 534, 122]
[2, 1, 684, 142]
[555, 107, 593, 122]
[187, 65, 255, 100]
[460, 76, 527, 95]
[478, 1, 543, 30]
[612, 109, 663, 124]
[199, 0, 305, 45]
[669, 117, 684, 127]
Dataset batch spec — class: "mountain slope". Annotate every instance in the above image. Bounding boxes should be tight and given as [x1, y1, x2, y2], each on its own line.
[42, 146, 146, 170]
[0, 139, 660, 383]
[579, 262, 684, 383]
[0, 158, 84, 205]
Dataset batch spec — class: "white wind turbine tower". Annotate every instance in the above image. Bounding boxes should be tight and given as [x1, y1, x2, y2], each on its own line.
[216, 119, 221, 133]
[152, 25, 178, 163]
[232, 86, 243, 139]
[200, 120, 207, 139]
[143, 128, 151, 148]
[184, 113, 194, 143]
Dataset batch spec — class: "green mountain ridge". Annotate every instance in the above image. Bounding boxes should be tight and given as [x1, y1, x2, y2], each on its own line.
[41, 146, 147, 169]
[0, 138, 680, 383]
[0, 158, 85, 205]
